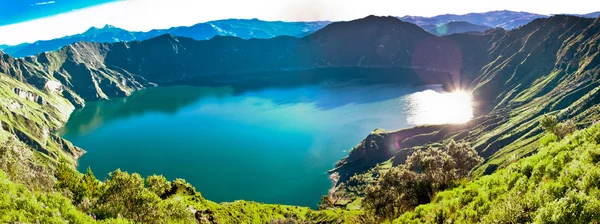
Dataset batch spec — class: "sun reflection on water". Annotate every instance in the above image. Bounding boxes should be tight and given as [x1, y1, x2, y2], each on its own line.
[404, 89, 473, 125]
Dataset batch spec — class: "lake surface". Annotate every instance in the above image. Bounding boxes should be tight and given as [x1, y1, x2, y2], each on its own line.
[58, 81, 472, 208]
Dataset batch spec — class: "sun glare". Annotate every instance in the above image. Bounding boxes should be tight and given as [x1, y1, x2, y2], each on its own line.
[405, 89, 473, 125]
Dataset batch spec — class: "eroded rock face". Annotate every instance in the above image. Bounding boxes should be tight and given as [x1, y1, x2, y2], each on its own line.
[61, 89, 85, 108]
[13, 88, 45, 106]
[50, 135, 85, 160]
[12, 128, 55, 159]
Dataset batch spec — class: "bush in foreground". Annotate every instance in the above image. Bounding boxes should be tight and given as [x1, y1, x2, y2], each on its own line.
[363, 140, 482, 221]
[0, 170, 94, 223]
[540, 114, 578, 139]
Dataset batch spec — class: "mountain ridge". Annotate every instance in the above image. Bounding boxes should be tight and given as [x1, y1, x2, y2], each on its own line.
[0, 15, 494, 104]
[1, 19, 332, 58]
[400, 10, 600, 29]
[4, 10, 599, 58]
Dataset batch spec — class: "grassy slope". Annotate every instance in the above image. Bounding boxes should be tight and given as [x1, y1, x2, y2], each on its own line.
[0, 165, 148, 224]
[189, 199, 360, 223]
[0, 168, 94, 223]
[396, 123, 600, 223]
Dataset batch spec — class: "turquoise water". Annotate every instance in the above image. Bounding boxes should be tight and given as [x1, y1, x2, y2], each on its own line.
[59, 82, 441, 207]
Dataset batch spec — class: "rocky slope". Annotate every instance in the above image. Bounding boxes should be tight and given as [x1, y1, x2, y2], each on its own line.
[0, 71, 83, 165]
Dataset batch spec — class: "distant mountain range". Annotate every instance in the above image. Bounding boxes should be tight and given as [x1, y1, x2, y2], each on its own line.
[400, 10, 546, 29]
[1, 10, 598, 58]
[400, 10, 600, 29]
[581, 11, 600, 17]
[0, 19, 331, 58]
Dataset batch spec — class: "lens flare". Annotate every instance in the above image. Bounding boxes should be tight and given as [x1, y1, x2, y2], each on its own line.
[436, 24, 449, 35]
[404, 89, 473, 125]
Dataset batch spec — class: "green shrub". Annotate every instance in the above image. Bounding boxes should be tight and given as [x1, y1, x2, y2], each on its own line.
[0, 170, 93, 223]
[555, 119, 578, 139]
[346, 171, 377, 196]
[363, 167, 427, 221]
[170, 178, 199, 196]
[534, 190, 600, 223]
[146, 174, 171, 197]
[540, 115, 559, 133]
[539, 115, 578, 139]
[319, 195, 335, 210]
[539, 133, 559, 146]
[363, 141, 482, 221]
[93, 169, 193, 223]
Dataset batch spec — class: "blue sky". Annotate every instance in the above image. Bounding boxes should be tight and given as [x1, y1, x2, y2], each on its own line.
[0, 0, 118, 26]
[0, 0, 599, 45]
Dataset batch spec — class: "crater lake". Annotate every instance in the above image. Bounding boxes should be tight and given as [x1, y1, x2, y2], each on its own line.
[58, 81, 472, 208]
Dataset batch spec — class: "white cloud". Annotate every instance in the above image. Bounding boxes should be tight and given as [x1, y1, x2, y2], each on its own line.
[0, 0, 598, 45]
[33, 1, 56, 6]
